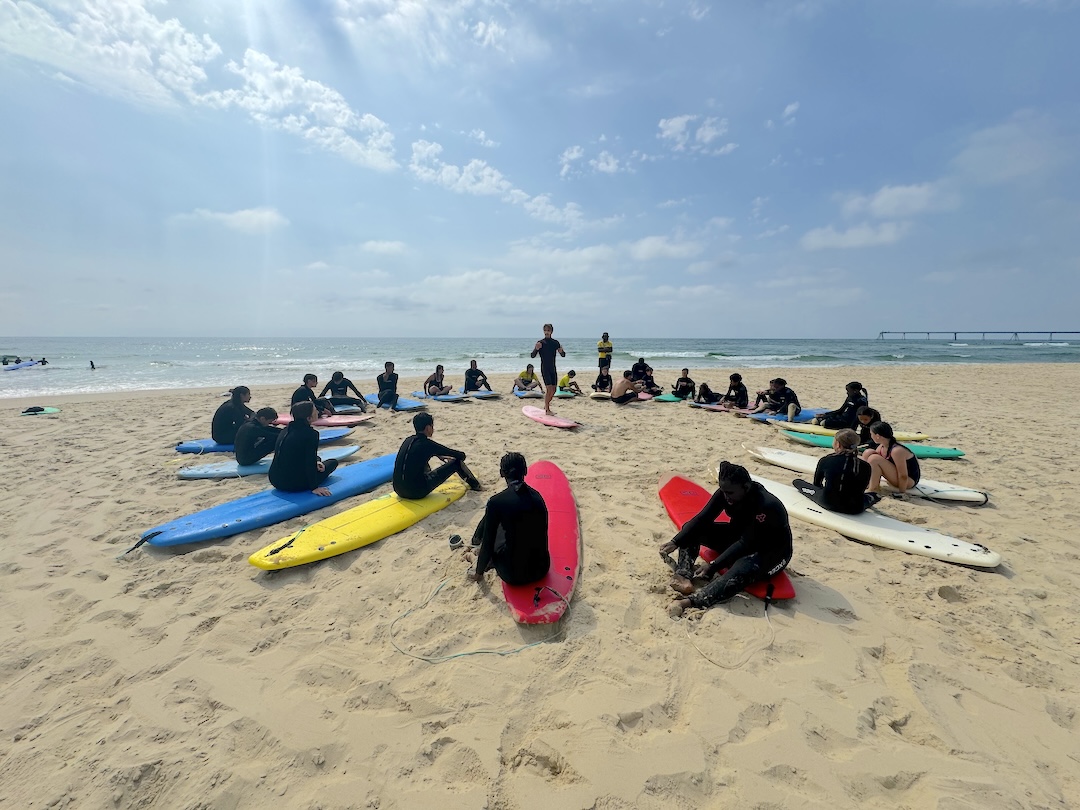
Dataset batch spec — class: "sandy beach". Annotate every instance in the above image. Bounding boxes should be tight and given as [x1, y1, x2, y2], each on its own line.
[1, 363, 1078, 809]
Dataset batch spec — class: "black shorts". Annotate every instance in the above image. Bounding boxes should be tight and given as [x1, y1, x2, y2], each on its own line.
[541, 367, 558, 386]
[599, 357, 610, 369]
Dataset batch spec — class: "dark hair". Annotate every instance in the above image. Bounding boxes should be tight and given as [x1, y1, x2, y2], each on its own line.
[847, 381, 868, 401]
[682, 368, 689, 374]
[568, 370, 576, 377]
[291, 401, 315, 421]
[770, 377, 786, 387]
[857, 405, 881, 422]
[869, 421, 894, 440]
[384, 361, 394, 370]
[623, 370, 632, 378]
[413, 412, 434, 433]
[834, 428, 860, 452]
[230, 385, 250, 406]
[436, 364, 444, 372]
[638, 357, 645, 363]
[730, 373, 742, 383]
[332, 371, 344, 381]
[303, 373, 317, 385]
[499, 452, 527, 480]
[543, 323, 553, 330]
[256, 406, 278, 421]
[717, 461, 752, 487]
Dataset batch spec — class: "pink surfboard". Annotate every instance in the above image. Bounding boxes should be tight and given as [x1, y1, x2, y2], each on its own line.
[522, 405, 579, 429]
[637, 392, 654, 400]
[658, 474, 795, 601]
[273, 413, 374, 428]
[502, 460, 581, 624]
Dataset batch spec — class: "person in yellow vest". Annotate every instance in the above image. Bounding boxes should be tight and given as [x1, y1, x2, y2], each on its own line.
[558, 370, 584, 395]
[597, 332, 613, 370]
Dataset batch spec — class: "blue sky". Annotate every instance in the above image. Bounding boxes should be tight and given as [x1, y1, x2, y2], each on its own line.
[1, 0, 1077, 338]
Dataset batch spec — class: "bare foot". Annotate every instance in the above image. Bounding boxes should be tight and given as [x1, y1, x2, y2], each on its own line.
[668, 599, 691, 618]
[669, 575, 694, 595]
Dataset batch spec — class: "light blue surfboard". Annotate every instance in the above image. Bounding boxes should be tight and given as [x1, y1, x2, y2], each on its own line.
[748, 407, 828, 424]
[178, 445, 360, 480]
[411, 391, 471, 402]
[175, 427, 352, 454]
[364, 393, 427, 411]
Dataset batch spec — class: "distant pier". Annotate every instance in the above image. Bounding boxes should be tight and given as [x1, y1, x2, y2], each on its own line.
[877, 331, 1079, 341]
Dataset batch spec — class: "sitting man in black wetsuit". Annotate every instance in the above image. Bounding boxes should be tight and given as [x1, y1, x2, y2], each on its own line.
[592, 367, 613, 393]
[392, 412, 482, 499]
[292, 374, 335, 417]
[212, 386, 254, 444]
[672, 368, 696, 399]
[467, 452, 551, 586]
[268, 402, 338, 496]
[793, 429, 878, 514]
[661, 461, 793, 617]
[376, 361, 400, 411]
[745, 377, 801, 420]
[464, 360, 492, 392]
[320, 371, 367, 411]
[631, 358, 649, 381]
[234, 407, 282, 466]
[719, 373, 749, 408]
[640, 366, 662, 396]
[812, 381, 868, 430]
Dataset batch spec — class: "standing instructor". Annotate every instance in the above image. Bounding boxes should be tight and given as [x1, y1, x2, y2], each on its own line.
[531, 323, 566, 416]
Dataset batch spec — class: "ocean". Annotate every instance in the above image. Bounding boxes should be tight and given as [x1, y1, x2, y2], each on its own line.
[1, 336, 1077, 399]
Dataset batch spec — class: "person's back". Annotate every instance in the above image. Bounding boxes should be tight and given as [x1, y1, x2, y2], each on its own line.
[269, 417, 319, 491]
[479, 482, 550, 585]
[814, 452, 872, 513]
[212, 387, 253, 444]
[392, 412, 478, 499]
[234, 408, 281, 466]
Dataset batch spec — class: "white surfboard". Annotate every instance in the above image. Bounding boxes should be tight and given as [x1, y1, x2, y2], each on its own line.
[779, 421, 930, 442]
[744, 445, 989, 505]
[745, 471, 1000, 568]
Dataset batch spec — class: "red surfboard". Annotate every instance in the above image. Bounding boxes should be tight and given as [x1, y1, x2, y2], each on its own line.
[273, 414, 374, 428]
[658, 474, 795, 601]
[501, 460, 581, 624]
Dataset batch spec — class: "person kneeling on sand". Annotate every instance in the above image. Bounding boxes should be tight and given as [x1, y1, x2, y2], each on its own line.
[611, 370, 644, 404]
[467, 452, 550, 586]
[234, 407, 282, 466]
[661, 462, 793, 617]
[558, 370, 584, 395]
[392, 412, 481, 499]
[269, 402, 338, 496]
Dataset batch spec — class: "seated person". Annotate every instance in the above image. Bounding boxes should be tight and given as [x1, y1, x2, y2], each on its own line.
[792, 429, 877, 514]
[631, 357, 649, 381]
[661, 462, 793, 617]
[558, 370, 584, 395]
[292, 374, 335, 417]
[212, 386, 254, 444]
[672, 368, 696, 399]
[268, 402, 338, 496]
[745, 377, 801, 420]
[320, 371, 367, 411]
[464, 360, 492, 392]
[862, 422, 920, 493]
[424, 364, 452, 397]
[513, 364, 540, 391]
[719, 373, 749, 408]
[592, 367, 613, 393]
[639, 366, 662, 396]
[234, 407, 282, 466]
[611, 370, 644, 405]
[855, 406, 883, 448]
[468, 453, 551, 586]
[695, 382, 722, 404]
[376, 361, 400, 411]
[812, 382, 868, 430]
[392, 412, 481, 499]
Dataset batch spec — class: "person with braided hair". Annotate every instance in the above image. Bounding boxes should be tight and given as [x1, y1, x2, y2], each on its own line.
[792, 428, 878, 514]
[661, 461, 793, 618]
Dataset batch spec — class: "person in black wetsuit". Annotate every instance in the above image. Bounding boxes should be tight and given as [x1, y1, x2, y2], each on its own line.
[467, 452, 550, 586]
[234, 407, 282, 466]
[793, 429, 878, 514]
[212, 386, 254, 444]
[392, 412, 481, 499]
[376, 361, 400, 411]
[592, 367, 613, 393]
[424, 365, 452, 396]
[464, 360, 492, 392]
[746, 377, 801, 420]
[855, 406, 883, 448]
[661, 461, 793, 617]
[862, 422, 921, 493]
[320, 371, 367, 411]
[718, 373, 749, 408]
[530, 323, 566, 416]
[268, 402, 338, 496]
[672, 368, 696, 399]
[631, 358, 649, 381]
[812, 381, 868, 430]
[640, 366, 662, 396]
[292, 374, 335, 417]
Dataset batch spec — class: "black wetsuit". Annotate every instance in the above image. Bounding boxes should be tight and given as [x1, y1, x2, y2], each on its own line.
[819, 394, 868, 430]
[593, 372, 613, 392]
[793, 452, 873, 514]
[234, 420, 282, 466]
[377, 372, 399, 409]
[211, 400, 254, 445]
[857, 412, 882, 448]
[631, 361, 648, 381]
[292, 385, 335, 414]
[320, 378, 365, 408]
[884, 440, 921, 487]
[641, 374, 661, 395]
[472, 482, 551, 586]
[464, 368, 491, 392]
[268, 421, 338, 492]
[531, 337, 562, 386]
[696, 383, 721, 404]
[392, 434, 469, 499]
[673, 377, 696, 399]
[671, 482, 793, 608]
[767, 386, 801, 416]
[721, 383, 749, 409]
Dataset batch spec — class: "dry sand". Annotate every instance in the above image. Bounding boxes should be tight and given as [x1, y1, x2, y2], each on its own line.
[1, 363, 1078, 809]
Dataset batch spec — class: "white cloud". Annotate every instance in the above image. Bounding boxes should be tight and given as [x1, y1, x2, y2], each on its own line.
[688, 3, 711, 21]
[362, 240, 407, 254]
[800, 221, 909, 250]
[765, 119, 775, 130]
[659, 198, 689, 208]
[695, 116, 728, 144]
[757, 225, 790, 239]
[559, 145, 585, 178]
[841, 182, 955, 218]
[627, 235, 704, 261]
[951, 112, 1067, 185]
[658, 115, 696, 150]
[658, 115, 737, 155]
[783, 101, 799, 125]
[468, 129, 499, 148]
[473, 20, 506, 49]
[176, 207, 289, 234]
[590, 150, 620, 173]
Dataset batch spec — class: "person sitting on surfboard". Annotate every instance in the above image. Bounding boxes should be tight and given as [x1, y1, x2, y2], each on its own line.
[717, 373, 749, 408]
[292, 374, 336, 417]
[592, 367, 613, 393]
[855, 406, 883, 448]
[745, 378, 801, 420]
[424, 365, 453, 397]
[792, 429, 878, 514]
[211, 386, 254, 444]
[672, 369, 696, 400]
[464, 360, 492, 392]
[467, 452, 550, 586]
[631, 358, 648, 381]
[661, 461, 793, 618]
[558, 370, 584, 395]
[513, 364, 540, 392]
[640, 366, 662, 396]
[268, 402, 338, 497]
[320, 371, 368, 411]
[811, 381, 868, 430]
[611, 370, 644, 404]
[392, 412, 482, 499]
[861, 422, 920, 494]
[234, 407, 282, 466]
[376, 361, 400, 411]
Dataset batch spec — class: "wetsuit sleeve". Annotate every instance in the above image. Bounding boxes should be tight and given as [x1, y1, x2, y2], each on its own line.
[672, 488, 730, 547]
[300, 428, 323, 490]
[346, 380, 363, 397]
[425, 439, 465, 461]
[473, 498, 501, 576]
[319, 383, 333, 397]
[814, 456, 828, 487]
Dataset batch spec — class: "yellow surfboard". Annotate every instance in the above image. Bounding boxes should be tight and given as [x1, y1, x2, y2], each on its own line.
[778, 421, 930, 442]
[249, 479, 468, 570]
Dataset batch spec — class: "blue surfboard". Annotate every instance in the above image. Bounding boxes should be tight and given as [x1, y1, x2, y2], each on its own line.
[364, 393, 426, 411]
[411, 390, 470, 402]
[141, 453, 396, 547]
[458, 387, 500, 399]
[513, 389, 543, 399]
[175, 427, 353, 454]
[178, 445, 360, 480]
[748, 407, 828, 424]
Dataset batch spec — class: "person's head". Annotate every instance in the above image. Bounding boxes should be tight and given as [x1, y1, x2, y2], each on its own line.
[499, 452, 527, 482]
[645, 366, 653, 375]
[638, 357, 645, 364]
[526, 363, 535, 373]
[833, 428, 860, 453]
[623, 370, 632, 379]
[730, 373, 742, 384]
[412, 412, 434, 435]
[869, 421, 894, 442]
[291, 401, 316, 423]
[846, 381, 867, 400]
[568, 370, 576, 378]
[384, 361, 395, 372]
[470, 360, 478, 369]
[769, 377, 786, 391]
[717, 461, 753, 504]
[331, 371, 344, 382]
[303, 373, 318, 388]
[600, 367, 610, 376]
[681, 368, 689, 376]
[435, 364, 444, 374]
[230, 385, 251, 406]
[543, 323, 554, 336]
[856, 405, 881, 426]
[602, 332, 609, 340]
[255, 406, 278, 425]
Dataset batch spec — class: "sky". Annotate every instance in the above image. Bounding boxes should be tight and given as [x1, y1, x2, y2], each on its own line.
[1, 0, 1078, 339]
